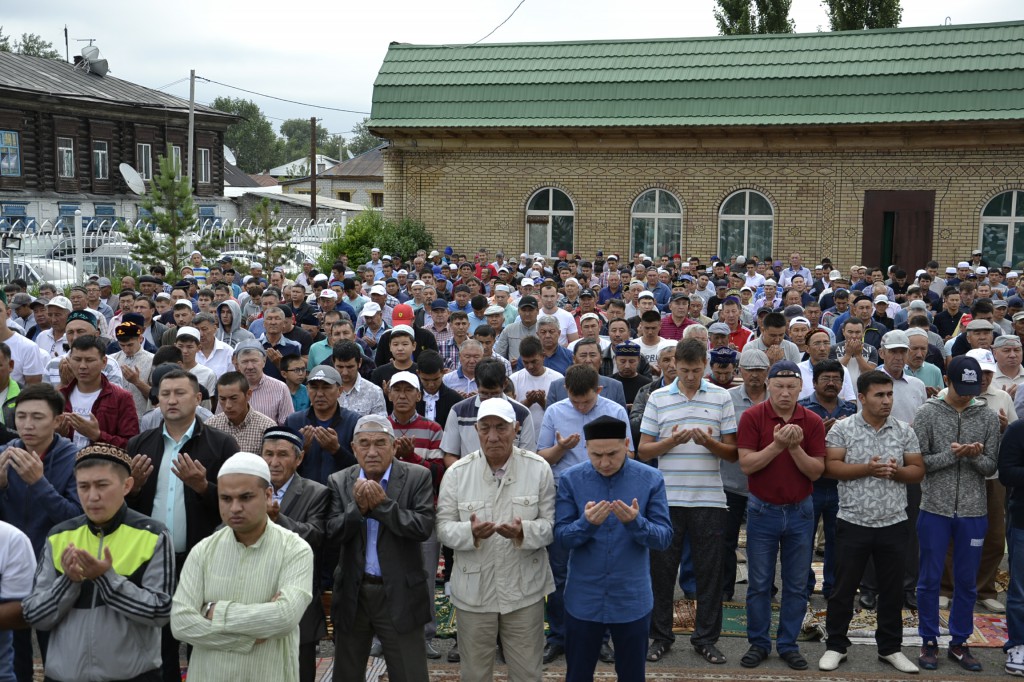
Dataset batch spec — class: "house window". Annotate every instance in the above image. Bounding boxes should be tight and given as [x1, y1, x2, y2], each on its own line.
[0, 131, 20, 176]
[136, 143, 152, 180]
[198, 148, 211, 184]
[171, 145, 182, 181]
[525, 188, 574, 257]
[336, 191, 352, 202]
[718, 190, 774, 260]
[979, 190, 1024, 268]
[92, 141, 109, 180]
[631, 189, 683, 259]
[57, 137, 75, 178]
[370, 192, 384, 208]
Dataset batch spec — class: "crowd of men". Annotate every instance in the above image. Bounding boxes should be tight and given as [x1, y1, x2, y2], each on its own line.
[0, 243, 1022, 681]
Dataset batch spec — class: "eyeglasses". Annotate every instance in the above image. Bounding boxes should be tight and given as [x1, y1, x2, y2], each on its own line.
[285, 368, 307, 374]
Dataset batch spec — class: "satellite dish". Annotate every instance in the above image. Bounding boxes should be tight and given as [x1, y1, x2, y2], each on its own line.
[77, 43, 108, 77]
[119, 163, 146, 195]
[223, 145, 237, 165]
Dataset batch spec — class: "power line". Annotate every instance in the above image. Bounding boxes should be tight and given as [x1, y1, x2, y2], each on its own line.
[196, 76, 370, 115]
[471, 0, 526, 44]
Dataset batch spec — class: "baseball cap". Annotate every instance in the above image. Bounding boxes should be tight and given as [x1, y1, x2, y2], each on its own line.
[873, 294, 889, 304]
[578, 288, 595, 298]
[708, 322, 731, 335]
[319, 289, 338, 300]
[670, 292, 689, 302]
[520, 277, 535, 287]
[947, 355, 983, 396]
[477, 398, 515, 423]
[966, 348, 997, 372]
[881, 330, 910, 349]
[369, 284, 387, 297]
[994, 299, 1008, 308]
[972, 249, 983, 256]
[828, 270, 842, 281]
[977, 266, 989, 275]
[767, 360, 801, 379]
[390, 324, 415, 340]
[517, 295, 538, 309]
[739, 348, 770, 370]
[430, 299, 449, 311]
[360, 301, 382, 317]
[580, 312, 600, 323]
[307, 366, 342, 385]
[908, 300, 928, 311]
[47, 295, 72, 311]
[392, 303, 414, 324]
[389, 370, 420, 390]
[428, 250, 440, 258]
[354, 414, 394, 438]
[175, 326, 200, 342]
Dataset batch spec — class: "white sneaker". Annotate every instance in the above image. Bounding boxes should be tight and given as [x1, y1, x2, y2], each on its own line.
[1007, 644, 1024, 677]
[879, 651, 920, 674]
[979, 597, 1006, 613]
[938, 595, 950, 609]
[819, 650, 847, 671]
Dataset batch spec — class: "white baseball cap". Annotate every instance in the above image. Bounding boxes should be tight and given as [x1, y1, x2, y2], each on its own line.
[477, 398, 515, 423]
[360, 301, 382, 317]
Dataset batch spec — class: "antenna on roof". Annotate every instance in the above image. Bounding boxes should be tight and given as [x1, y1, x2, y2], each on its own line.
[73, 39, 108, 77]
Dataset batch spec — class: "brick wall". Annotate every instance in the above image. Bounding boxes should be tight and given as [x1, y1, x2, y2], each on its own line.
[382, 143, 1024, 271]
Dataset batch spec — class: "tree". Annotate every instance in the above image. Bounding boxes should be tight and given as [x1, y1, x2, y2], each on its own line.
[0, 29, 62, 60]
[212, 97, 284, 173]
[279, 118, 343, 165]
[713, 0, 794, 34]
[234, 197, 294, 269]
[346, 117, 384, 157]
[123, 148, 231, 276]
[318, 211, 433, 273]
[824, 0, 902, 31]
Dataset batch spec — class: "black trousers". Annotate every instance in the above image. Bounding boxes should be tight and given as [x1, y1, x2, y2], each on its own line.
[722, 491, 747, 601]
[825, 519, 909, 656]
[299, 640, 317, 682]
[46, 670, 160, 682]
[861, 483, 920, 595]
[649, 506, 725, 646]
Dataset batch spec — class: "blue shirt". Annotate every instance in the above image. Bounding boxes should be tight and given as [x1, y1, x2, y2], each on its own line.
[467, 312, 488, 334]
[291, 384, 310, 412]
[153, 420, 196, 554]
[538, 396, 633, 481]
[541, 346, 574, 375]
[361, 464, 392, 576]
[554, 458, 672, 622]
[647, 282, 672, 312]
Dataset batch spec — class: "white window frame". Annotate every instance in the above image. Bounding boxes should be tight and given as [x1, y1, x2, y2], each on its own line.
[57, 137, 74, 179]
[979, 190, 1024, 268]
[0, 131, 20, 177]
[630, 189, 684, 258]
[136, 143, 152, 180]
[718, 189, 774, 258]
[92, 141, 109, 180]
[525, 187, 575, 257]
[171, 145, 182, 181]
[198, 148, 211, 184]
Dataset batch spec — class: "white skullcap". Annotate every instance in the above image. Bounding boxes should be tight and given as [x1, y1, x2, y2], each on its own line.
[218, 452, 271, 483]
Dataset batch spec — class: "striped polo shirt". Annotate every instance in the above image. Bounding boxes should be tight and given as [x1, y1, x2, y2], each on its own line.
[640, 378, 736, 508]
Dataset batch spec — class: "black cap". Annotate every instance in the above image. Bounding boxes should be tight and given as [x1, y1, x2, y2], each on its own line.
[582, 415, 627, 441]
[518, 295, 538, 309]
[578, 288, 595, 298]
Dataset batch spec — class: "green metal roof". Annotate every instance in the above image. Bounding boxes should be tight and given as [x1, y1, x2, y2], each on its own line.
[368, 21, 1024, 130]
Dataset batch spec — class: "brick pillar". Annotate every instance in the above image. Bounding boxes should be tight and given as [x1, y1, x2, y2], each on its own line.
[382, 147, 404, 223]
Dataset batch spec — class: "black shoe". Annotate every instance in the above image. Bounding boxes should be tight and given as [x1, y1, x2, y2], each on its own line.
[425, 641, 441, 659]
[542, 643, 564, 664]
[495, 643, 506, 665]
[904, 591, 918, 610]
[599, 642, 615, 663]
[446, 642, 460, 663]
[858, 592, 877, 610]
[683, 591, 697, 600]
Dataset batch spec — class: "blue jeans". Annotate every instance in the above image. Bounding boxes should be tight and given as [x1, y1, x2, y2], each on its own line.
[807, 482, 838, 598]
[1007, 525, 1024, 651]
[566, 610, 651, 682]
[916, 510, 987, 643]
[745, 494, 814, 654]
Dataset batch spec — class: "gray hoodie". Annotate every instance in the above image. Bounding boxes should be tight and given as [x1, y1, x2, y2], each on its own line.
[913, 396, 999, 518]
[215, 300, 255, 348]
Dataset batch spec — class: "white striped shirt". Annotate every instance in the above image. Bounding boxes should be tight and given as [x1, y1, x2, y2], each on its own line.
[640, 379, 736, 508]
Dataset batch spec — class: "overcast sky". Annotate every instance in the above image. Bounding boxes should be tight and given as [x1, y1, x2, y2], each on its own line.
[3, 0, 1021, 148]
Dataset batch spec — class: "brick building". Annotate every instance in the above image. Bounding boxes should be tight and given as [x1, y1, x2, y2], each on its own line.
[367, 21, 1024, 272]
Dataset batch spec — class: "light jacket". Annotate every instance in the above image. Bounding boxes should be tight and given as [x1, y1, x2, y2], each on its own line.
[23, 504, 173, 682]
[913, 396, 1000, 518]
[215, 300, 255, 348]
[436, 446, 555, 614]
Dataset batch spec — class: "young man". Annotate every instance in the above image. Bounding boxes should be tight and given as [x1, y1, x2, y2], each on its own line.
[555, 415, 672, 682]
[493, 295, 540, 367]
[441, 311, 472, 371]
[23, 444, 174, 682]
[510, 336, 563, 426]
[206, 372, 278, 454]
[174, 326, 217, 400]
[370, 324, 418, 387]
[914, 356, 1000, 673]
[59, 336, 139, 449]
[414, 350, 462, 430]
[111, 320, 155, 419]
[611, 342, 652, 411]
[638, 339, 737, 665]
[737, 360, 826, 671]
[332, 340, 386, 417]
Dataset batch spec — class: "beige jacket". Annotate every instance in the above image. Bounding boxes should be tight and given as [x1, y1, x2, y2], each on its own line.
[437, 446, 555, 614]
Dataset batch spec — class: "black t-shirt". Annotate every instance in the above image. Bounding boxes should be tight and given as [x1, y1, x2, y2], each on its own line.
[613, 372, 653, 407]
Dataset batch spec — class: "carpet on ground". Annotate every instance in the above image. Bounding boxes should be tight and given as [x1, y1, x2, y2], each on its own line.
[381, 666, 949, 681]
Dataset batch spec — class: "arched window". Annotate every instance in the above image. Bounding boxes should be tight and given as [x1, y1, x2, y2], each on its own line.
[631, 189, 683, 258]
[718, 190, 773, 260]
[980, 190, 1024, 268]
[526, 188, 574, 257]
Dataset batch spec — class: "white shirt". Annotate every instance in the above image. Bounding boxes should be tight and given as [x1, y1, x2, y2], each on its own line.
[1, 332, 46, 383]
[638, 338, 672, 366]
[798, 359, 856, 402]
[69, 386, 101, 449]
[538, 308, 578, 346]
[196, 339, 235, 378]
[510, 367, 564, 425]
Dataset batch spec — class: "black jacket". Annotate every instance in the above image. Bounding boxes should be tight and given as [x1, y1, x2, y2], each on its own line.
[416, 384, 463, 429]
[126, 419, 238, 556]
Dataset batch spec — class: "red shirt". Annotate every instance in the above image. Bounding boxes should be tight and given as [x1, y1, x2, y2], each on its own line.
[736, 400, 825, 505]
[660, 314, 696, 341]
[729, 326, 753, 352]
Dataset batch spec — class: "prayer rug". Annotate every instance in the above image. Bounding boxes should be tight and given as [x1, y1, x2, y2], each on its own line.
[802, 607, 1006, 648]
[382, 665, 960, 681]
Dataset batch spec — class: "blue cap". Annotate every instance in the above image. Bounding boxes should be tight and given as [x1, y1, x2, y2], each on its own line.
[947, 356, 983, 396]
[767, 359, 801, 379]
[430, 299, 449, 310]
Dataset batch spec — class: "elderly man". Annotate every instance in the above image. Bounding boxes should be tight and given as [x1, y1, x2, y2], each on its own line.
[260, 426, 330, 682]
[23, 444, 174, 682]
[437, 398, 556, 682]
[228, 341, 294, 425]
[327, 415, 435, 682]
[171, 452, 314, 682]
[994, 334, 1024, 396]
[556, 416, 672, 682]
[535, 315, 574, 374]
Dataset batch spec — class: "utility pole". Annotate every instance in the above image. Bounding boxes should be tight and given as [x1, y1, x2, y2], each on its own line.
[310, 116, 317, 220]
[187, 69, 195, 191]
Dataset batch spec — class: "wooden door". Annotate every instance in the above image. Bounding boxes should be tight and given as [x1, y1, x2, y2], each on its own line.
[862, 191, 935, 274]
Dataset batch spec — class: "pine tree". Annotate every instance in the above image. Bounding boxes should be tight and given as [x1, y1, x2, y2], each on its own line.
[123, 147, 231, 276]
[234, 197, 294, 269]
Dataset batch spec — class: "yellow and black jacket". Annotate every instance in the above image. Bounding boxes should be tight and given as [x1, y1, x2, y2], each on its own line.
[22, 503, 174, 682]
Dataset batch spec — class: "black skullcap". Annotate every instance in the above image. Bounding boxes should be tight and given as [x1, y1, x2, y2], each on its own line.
[67, 310, 98, 328]
[262, 425, 304, 451]
[583, 415, 628, 441]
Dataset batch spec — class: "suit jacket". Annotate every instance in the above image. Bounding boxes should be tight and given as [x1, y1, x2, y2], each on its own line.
[125, 419, 237, 555]
[326, 460, 434, 634]
[277, 474, 330, 644]
[416, 383, 463, 430]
